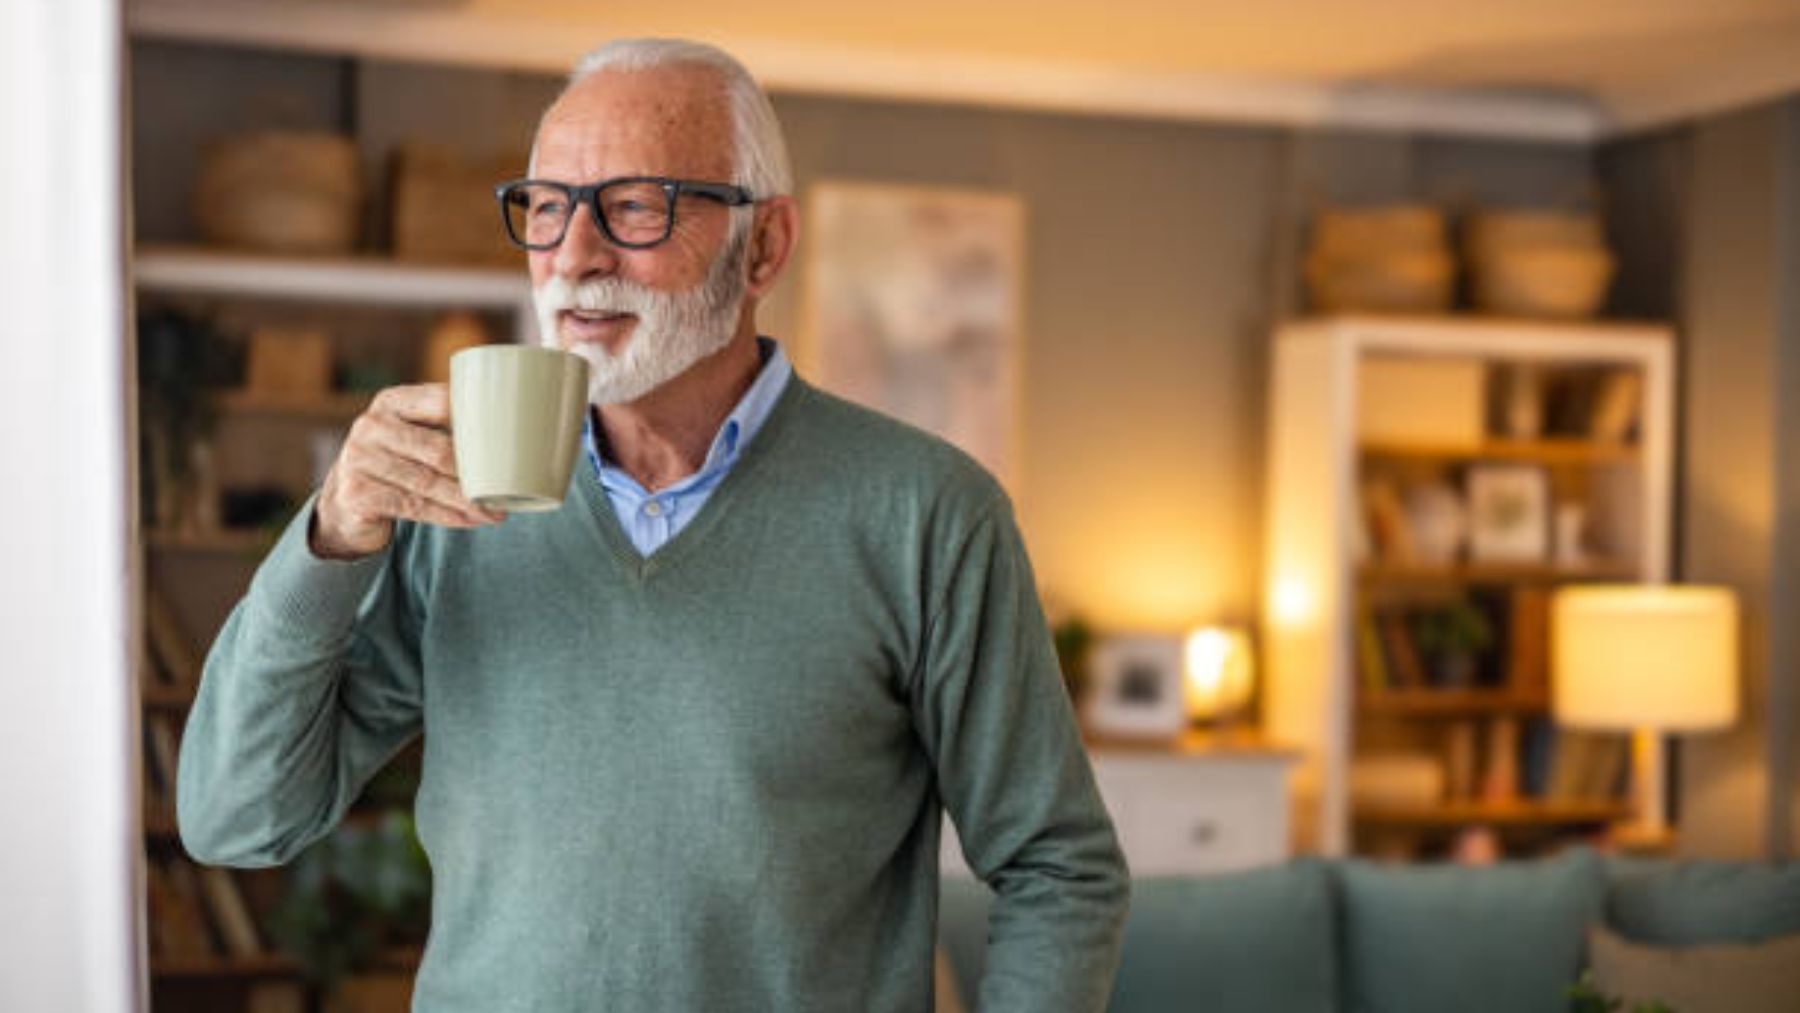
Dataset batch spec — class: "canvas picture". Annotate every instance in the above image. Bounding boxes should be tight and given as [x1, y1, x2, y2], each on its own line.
[800, 182, 1025, 493]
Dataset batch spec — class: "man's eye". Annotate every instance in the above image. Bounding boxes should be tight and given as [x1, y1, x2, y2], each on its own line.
[531, 201, 567, 218]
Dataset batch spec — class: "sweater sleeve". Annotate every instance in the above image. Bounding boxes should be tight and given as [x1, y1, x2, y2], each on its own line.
[176, 501, 426, 867]
[910, 501, 1131, 1012]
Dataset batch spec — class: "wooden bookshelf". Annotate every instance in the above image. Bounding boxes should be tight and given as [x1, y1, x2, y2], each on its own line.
[1354, 798, 1634, 829]
[1360, 688, 1549, 718]
[1263, 317, 1674, 858]
[1361, 438, 1639, 467]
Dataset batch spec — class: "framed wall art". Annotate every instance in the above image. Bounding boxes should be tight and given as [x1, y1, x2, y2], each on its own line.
[799, 181, 1026, 494]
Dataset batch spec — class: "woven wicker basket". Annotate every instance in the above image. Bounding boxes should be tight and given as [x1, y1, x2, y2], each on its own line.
[193, 131, 361, 255]
[1472, 246, 1615, 319]
[1465, 210, 1614, 318]
[1305, 205, 1454, 314]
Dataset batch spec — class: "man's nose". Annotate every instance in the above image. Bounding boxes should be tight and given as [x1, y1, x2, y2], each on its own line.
[551, 203, 621, 281]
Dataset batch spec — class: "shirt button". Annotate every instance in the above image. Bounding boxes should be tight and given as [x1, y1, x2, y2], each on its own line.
[643, 500, 664, 518]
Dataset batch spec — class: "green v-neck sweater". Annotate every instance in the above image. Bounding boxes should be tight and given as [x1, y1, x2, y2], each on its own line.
[178, 376, 1130, 1011]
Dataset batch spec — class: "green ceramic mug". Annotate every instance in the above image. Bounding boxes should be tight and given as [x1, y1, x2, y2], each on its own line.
[449, 345, 589, 512]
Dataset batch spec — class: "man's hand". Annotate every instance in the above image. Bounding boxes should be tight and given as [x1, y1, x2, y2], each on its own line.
[311, 384, 502, 559]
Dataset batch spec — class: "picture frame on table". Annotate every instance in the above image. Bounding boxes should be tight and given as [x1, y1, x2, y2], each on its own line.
[1081, 634, 1186, 740]
[1466, 464, 1550, 563]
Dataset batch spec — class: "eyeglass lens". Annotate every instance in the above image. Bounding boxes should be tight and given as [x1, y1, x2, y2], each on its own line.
[503, 181, 674, 248]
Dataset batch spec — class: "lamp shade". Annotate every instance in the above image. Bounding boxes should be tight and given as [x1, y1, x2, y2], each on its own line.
[1552, 586, 1739, 732]
[1183, 626, 1255, 722]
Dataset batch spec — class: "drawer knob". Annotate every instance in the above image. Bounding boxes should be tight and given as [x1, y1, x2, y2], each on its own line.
[1190, 821, 1220, 845]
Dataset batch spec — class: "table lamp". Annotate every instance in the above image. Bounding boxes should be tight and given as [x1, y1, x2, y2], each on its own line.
[1183, 625, 1255, 726]
[1551, 585, 1739, 840]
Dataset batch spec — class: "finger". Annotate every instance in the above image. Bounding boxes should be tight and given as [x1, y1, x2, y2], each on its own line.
[364, 473, 493, 530]
[361, 446, 492, 523]
[359, 411, 460, 479]
[374, 383, 451, 429]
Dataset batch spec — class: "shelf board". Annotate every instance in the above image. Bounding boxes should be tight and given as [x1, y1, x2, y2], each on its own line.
[1358, 560, 1640, 586]
[150, 954, 302, 980]
[1360, 688, 1549, 717]
[150, 944, 419, 980]
[1361, 438, 1639, 466]
[143, 528, 275, 555]
[144, 811, 179, 839]
[135, 245, 530, 309]
[141, 682, 195, 710]
[1355, 798, 1633, 828]
[217, 389, 372, 420]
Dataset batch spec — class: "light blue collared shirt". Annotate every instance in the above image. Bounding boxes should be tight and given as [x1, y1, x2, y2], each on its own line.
[583, 337, 792, 557]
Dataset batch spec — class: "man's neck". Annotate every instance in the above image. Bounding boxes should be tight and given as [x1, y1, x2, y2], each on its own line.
[595, 327, 763, 493]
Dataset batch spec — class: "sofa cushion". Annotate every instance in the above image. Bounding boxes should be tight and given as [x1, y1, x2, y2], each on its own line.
[1587, 923, 1800, 1013]
[1111, 862, 1337, 1013]
[939, 861, 1338, 1013]
[937, 878, 992, 1003]
[1605, 857, 1800, 945]
[1337, 846, 1604, 1013]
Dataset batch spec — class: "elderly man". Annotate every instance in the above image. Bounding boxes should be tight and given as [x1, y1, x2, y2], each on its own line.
[178, 38, 1128, 1011]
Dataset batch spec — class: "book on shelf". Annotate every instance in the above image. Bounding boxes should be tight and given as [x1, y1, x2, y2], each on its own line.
[145, 714, 180, 801]
[144, 585, 201, 688]
[1443, 719, 1480, 800]
[148, 858, 222, 961]
[1377, 612, 1428, 688]
[1479, 717, 1522, 801]
[1507, 586, 1551, 696]
[1588, 370, 1644, 443]
[1362, 478, 1414, 563]
[1518, 717, 1556, 797]
[1543, 729, 1632, 802]
[198, 866, 264, 959]
[1357, 610, 1388, 695]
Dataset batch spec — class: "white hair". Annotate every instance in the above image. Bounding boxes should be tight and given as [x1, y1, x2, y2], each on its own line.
[567, 38, 793, 199]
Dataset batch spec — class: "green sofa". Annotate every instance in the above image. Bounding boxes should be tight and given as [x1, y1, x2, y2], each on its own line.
[937, 849, 1800, 1012]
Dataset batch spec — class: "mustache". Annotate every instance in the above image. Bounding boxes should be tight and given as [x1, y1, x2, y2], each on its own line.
[533, 275, 664, 315]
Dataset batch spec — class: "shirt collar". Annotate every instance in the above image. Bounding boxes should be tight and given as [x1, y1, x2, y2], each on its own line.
[583, 337, 792, 495]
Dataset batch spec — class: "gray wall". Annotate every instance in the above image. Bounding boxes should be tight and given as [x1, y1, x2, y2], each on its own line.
[1604, 100, 1800, 859]
[129, 39, 1595, 662]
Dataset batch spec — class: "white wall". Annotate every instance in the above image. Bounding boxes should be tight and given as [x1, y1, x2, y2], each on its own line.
[0, 1, 139, 1010]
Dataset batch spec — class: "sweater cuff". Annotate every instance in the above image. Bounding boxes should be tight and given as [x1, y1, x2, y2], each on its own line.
[245, 496, 391, 642]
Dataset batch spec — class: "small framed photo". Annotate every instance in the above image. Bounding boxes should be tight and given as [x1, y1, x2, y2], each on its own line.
[1082, 634, 1186, 740]
[1466, 465, 1549, 562]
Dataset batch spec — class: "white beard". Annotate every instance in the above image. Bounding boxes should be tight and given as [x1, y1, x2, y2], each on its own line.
[533, 221, 750, 405]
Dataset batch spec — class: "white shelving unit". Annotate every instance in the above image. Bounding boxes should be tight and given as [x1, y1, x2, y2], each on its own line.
[134, 246, 536, 343]
[1259, 315, 1675, 857]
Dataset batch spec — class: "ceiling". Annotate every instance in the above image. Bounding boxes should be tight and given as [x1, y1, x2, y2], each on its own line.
[130, 0, 1800, 140]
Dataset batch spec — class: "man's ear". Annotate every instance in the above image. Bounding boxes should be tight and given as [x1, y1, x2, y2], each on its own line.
[745, 195, 799, 298]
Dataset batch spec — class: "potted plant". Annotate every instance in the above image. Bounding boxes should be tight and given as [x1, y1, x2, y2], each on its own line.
[136, 309, 237, 530]
[1411, 600, 1493, 687]
[268, 809, 431, 1013]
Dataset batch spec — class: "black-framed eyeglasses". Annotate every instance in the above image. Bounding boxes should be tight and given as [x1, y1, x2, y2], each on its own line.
[495, 176, 757, 251]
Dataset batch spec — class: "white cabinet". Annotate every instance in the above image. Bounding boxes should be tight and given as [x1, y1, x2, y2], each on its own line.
[942, 742, 1296, 878]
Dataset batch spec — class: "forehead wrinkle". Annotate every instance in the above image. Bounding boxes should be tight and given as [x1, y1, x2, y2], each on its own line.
[532, 68, 734, 183]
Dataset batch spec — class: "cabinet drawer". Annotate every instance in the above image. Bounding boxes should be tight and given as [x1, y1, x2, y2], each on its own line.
[942, 755, 1291, 878]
